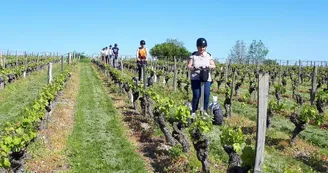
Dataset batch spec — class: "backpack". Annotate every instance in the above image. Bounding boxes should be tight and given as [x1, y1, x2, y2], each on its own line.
[199, 67, 209, 82]
[209, 96, 223, 125]
[138, 48, 147, 59]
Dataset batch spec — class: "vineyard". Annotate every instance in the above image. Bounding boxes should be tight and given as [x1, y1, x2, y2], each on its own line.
[0, 54, 327, 173]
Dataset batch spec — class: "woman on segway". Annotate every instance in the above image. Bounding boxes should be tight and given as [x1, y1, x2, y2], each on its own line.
[187, 38, 216, 115]
[136, 40, 148, 81]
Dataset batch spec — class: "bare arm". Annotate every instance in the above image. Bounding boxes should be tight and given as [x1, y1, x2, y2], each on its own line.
[136, 49, 140, 61]
[187, 58, 193, 69]
[209, 59, 216, 69]
[145, 48, 148, 60]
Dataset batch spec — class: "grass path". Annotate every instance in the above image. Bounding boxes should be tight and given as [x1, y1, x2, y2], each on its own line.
[0, 63, 63, 127]
[66, 62, 147, 173]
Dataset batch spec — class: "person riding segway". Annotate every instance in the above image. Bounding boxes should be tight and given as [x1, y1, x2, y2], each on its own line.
[136, 40, 148, 81]
[187, 38, 216, 118]
[112, 43, 119, 67]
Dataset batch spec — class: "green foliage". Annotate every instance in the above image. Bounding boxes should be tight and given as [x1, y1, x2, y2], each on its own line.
[0, 57, 60, 79]
[247, 40, 269, 63]
[299, 104, 321, 125]
[262, 59, 278, 65]
[189, 113, 213, 135]
[240, 146, 255, 168]
[171, 105, 192, 126]
[168, 145, 183, 159]
[150, 38, 190, 60]
[268, 99, 286, 112]
[0, 69, 71, 168]
[316, 90, 328, 102]
[274, 84, 286, 95]
[220, 126, 245, 152]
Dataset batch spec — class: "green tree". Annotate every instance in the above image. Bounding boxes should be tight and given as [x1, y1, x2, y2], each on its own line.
[247, 40, 269, 64]
[228, 40, 248, 64]
[150, 39, 190, 60]
[72, 51, 88, 59]
[262, 59, 278, 65]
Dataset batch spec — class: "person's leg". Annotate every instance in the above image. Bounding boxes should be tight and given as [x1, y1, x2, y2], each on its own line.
[191, 80, 201, 113]
[204, 81, 212, 112]
[137, 62, 142, 81]
[112, 55, 115, 67]
[114, 55, 118, 67]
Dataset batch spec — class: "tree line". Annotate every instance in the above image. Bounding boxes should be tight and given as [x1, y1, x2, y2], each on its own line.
[149, 38, 275, 65]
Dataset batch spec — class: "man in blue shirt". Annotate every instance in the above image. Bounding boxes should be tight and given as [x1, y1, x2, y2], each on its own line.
[112, 43, 119, 67]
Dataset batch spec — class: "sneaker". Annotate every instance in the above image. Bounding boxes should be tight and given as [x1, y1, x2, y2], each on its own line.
[191, 112, 196, 119]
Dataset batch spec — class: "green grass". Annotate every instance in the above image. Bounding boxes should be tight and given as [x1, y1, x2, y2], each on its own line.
[0, 63, 63, 128]
[66, 62, 147, 173]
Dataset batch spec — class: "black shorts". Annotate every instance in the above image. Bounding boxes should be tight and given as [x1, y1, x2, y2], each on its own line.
[114, 54, 118, 59]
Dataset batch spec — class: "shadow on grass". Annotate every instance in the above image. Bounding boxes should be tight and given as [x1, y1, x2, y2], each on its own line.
[295, 155, 328, 172]
[241, 126, 256, 135]
[265, 136, 290, 150]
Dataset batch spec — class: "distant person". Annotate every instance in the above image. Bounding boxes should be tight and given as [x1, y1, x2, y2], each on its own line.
[104, 47, 108, 64]
[187, 38, 216, 115]
[136, 40, 148, 81]
[100, 48, 106, 63]
[108, 45, 113, 65]
[112, 43, 119, 67]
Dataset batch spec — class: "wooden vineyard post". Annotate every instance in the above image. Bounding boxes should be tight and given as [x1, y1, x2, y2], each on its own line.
[225, 58, 231, 83]
[0, 52, 2, 68]
[173, 56, 177, 91]
[121, 55, 123, 74]
[228, 69, 236, 117]
[0, 52, 4, 89]
[254, 73, 270, 173]
[274, 59, 277, 73]
[298, 59, 301, 84]
[61, 55, 64, 71]
[68, 53, 72, 65]
[15, 51, 18, 68]
[279, 60, 282, 84]
[310, 63, 317, 105]
[23, 51, 27, 78]
[37, 53, 39, 68]
[48, 63, 53, 83]
[286, 60, 289, 73]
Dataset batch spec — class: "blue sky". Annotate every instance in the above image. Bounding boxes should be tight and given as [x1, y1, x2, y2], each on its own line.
[0, 0, 327, 62]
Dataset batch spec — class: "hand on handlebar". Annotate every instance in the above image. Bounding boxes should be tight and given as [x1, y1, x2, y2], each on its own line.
[192, 66, 209, 70]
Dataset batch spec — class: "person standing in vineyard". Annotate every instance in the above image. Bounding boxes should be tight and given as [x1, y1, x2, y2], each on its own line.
[187, 38, 216, 115]
[100, 47, 106, 63]
[104, 47, 109, 64]
[136, 40, 148, 81]
[107, 45, 113, 65]
[112, 43, 119, 67]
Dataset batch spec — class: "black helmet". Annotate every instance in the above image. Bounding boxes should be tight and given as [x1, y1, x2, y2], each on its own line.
[114, 43, 118, 47]
[196, 38, 207, 47]
[140, 40, 146, 45]
[109, 45, 112, 48]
